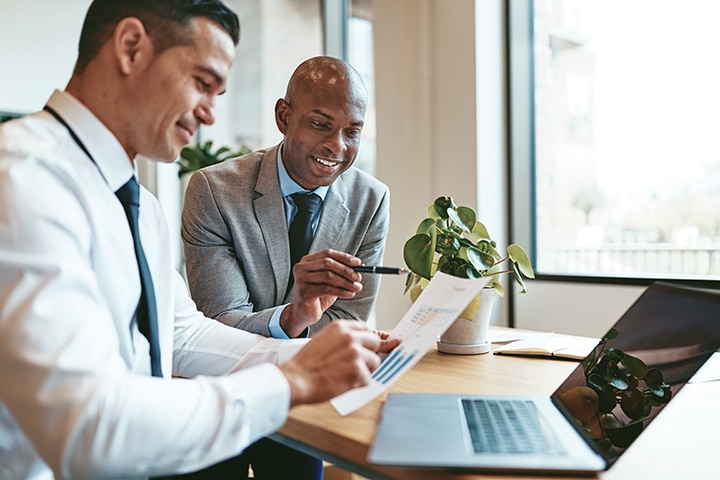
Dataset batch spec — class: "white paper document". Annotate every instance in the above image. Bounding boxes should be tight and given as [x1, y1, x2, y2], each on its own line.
[330, 272, 491, 416]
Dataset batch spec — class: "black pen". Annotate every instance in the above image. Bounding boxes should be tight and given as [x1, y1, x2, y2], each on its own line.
[353, 266, 410, 274]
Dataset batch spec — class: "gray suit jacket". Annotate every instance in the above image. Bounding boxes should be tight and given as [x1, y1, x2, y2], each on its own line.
[181, 144, 390, 336]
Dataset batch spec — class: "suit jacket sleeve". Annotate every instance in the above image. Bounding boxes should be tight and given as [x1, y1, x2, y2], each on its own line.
[181, 164, 277, 337]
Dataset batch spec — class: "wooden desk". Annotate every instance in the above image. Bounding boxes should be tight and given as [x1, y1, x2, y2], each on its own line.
[271, 331, 720, 479]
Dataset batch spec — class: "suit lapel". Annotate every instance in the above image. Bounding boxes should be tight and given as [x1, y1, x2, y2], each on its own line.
[314, 176, 349, 252]
[253, 146, 291, 302]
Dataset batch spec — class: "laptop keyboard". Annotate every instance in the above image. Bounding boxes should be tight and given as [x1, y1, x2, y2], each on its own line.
[461, 398, 555, 454]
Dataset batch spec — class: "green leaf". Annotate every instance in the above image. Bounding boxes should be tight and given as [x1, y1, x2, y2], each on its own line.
[462, 245, 494, 270]
[604, 328, 619, 341]
[620, 353, 648, 379]
[403, 233, 435, 279]
[605, 348, 624, 362]
[507, 244, 535, 279]
[455, 206, 477, 233]
[416, 218, 436, 235]
[463, 247, 485, 271]
[432, 196, 455, 219]
[643, 368, 666, 396]
[471, 221, 491, 240]
[465, 265, 482, 278]
[587, 374, 617, 413]
[582, 345, 602, 376]
[409, 284, 424, 303]
[488, 280, 505, 297]
[403, 272, 419, 295]
[215, 146, 232, 158]
[457, 237, 476, 249]
[619, 387, 646, 420]
[476, 239, 501, 261]
[606, 361, 629, 390]
[652, 385, 672, 405]
[512, 263, 528, 293]
[436, 234, 460, 256]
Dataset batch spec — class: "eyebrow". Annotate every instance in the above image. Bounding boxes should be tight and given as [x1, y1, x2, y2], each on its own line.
[311, 109, 364, 127]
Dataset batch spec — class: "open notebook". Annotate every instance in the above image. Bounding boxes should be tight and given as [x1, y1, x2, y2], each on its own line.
[368, 283, 720, 474]
[493, 332, 599, 360]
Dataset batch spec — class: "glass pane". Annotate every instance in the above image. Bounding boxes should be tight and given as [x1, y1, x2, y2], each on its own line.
[349, 0, 377, 176]
[533, 0, 720, 280]
[203, 0, 323, 151]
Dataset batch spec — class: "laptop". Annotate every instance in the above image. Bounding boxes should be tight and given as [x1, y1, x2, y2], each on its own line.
[368, 283, 720, 474]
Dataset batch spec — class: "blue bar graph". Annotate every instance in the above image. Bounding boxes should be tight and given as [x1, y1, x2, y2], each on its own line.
[372, 348, 417, 384]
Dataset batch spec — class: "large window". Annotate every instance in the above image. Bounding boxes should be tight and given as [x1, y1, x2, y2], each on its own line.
[512, 0, 720, 282]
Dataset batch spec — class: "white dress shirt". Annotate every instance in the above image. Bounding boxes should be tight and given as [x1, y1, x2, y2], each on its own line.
[0, 90, 308, 479]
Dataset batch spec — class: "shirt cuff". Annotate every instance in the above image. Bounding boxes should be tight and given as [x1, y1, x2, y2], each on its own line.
[269, 305, 290, 339]
[269, 305, 310, 339]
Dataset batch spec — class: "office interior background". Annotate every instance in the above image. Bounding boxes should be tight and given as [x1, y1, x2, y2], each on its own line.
[2, 0, 719, 337]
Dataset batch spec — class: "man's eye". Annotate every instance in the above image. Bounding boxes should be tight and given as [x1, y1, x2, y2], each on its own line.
[312, 121, 329, 129]
[196, 78, 211, 91]
[346, 129, 361, 138]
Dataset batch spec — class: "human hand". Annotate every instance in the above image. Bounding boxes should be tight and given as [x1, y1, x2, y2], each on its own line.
[281, 249, 364, 337]
[277, 320, 400, 406]
[371, 329, 393, 341]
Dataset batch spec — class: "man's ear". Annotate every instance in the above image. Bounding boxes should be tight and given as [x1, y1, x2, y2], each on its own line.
[275, 98, 290, 134]
[114, 17, 150, 75]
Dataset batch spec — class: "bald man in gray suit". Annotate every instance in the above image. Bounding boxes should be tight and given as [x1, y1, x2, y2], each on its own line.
[182, 56, 389, 341]
[180, 56, 388, 480]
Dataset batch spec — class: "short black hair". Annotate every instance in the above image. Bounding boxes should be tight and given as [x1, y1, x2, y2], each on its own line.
[75, 0, 240, 74]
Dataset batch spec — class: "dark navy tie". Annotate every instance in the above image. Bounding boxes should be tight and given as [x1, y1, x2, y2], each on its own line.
[289, 192, 322, 273]
[116, 177, 163, 377]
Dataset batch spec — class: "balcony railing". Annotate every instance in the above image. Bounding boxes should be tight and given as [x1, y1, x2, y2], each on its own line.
[545, 245, 720, 278]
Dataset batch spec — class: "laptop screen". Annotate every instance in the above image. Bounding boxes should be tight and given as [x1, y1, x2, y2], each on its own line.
[551, 283, 720, 464]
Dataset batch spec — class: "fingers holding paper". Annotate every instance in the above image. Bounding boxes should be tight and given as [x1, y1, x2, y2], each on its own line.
[278, 320, 400, 407]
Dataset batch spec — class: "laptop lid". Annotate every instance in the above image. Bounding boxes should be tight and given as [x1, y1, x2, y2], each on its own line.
[551, 282, 720, 466]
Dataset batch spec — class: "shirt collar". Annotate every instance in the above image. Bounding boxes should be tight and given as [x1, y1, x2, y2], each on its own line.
[46, 89, 135, 192]
[276, 143, 329, 201]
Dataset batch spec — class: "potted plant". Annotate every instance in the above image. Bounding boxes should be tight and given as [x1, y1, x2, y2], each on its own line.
[403, 195, 535, 354]
[177, 140, 252, 178]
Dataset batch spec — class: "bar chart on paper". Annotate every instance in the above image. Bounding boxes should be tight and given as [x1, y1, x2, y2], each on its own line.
[372, 348, 419, 385]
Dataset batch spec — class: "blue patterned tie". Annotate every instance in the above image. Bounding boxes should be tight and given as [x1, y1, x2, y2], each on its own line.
[116, 177, 163, 377]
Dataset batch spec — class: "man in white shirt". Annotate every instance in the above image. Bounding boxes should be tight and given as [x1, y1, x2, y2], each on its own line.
[0, 1, 398, 479]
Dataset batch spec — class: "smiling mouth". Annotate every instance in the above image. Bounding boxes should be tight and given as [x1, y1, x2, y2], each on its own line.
[177, 122, 196, 142]
[313, 156, 340, 168]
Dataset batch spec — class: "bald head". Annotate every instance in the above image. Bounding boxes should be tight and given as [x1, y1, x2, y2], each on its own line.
[284, 56, 367, 111]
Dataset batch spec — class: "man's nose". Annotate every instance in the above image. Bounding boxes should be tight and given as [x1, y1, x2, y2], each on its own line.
[196, 102, 215, 126]
[324, 129, 348, 155]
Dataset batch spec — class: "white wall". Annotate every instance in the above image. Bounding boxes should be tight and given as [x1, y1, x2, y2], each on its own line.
[1, 0, 644, 337]
[0, 0, 91, 113]
[372, 0, 489, 330]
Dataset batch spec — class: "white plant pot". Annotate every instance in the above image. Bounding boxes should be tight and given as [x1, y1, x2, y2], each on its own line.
[437, 288, 497, 355]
